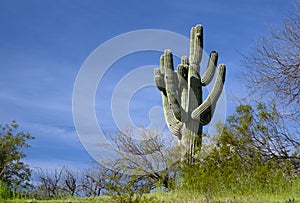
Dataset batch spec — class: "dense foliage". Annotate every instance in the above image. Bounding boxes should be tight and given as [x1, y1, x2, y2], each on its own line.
[181, 103, 299, 198]
[0, 120, 34, 190]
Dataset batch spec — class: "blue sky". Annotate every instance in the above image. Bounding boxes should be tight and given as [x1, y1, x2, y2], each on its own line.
[0, 0, 296, 170]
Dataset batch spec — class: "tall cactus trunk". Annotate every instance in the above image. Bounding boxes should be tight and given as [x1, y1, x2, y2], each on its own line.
[154, 25, 226, 163]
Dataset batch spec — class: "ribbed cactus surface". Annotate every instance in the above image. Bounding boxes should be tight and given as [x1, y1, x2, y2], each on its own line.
[154, 25, 226, 161]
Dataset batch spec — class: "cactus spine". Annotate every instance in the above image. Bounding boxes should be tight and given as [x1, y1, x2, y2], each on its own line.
[154, 25, 226, 162]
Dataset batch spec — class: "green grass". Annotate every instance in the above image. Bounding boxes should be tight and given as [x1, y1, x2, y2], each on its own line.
[1, 191, 299, 203]
[0, 196, 111, 203]
[146, 190, 300, 203]
[1, 177, 299, 203]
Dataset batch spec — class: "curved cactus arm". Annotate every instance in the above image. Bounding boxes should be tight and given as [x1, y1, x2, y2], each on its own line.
[164, 50, 182, 121]
[162, 95, 183, 138]
[154, 68, 166, 94]
[191, 64, 226, 125]
[189, 25, 203, 66]
[154, 51, 184, 138]
[201, 51, 218, 86]
[155, 80, 183, 138]
[154, 54, 166, 93]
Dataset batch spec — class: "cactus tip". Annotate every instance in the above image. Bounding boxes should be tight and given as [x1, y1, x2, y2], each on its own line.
[219, 64, 226, 70]
[195, 24, 203, 31]
[164, 49, 172, 54]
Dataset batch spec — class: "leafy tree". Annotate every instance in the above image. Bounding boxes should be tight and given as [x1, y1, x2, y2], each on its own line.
[226, 104, 298, 160]
[0, 120, 34, 190]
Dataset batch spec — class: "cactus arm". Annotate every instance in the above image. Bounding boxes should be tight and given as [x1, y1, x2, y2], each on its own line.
[154, 68, 166, 94]
[162, 95, 183, 138]
[191, 64, 226, 125]
[177, 56, 189, 96]
[201, 51, 218, 86]
[177, 56, 189, 121]
[177, 64, 187, 92]
[164, 50, 182, 121]
[160, 54, 165, 72]
[189, 25, 203, 66]
[154, 52, 183, 138]
[154, 54, 166, 93]
[181, 55, 189, 66]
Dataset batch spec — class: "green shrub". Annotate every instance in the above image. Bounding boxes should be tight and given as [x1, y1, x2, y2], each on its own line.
[179, 104, 300, 198]
[0, 181, 11, 200]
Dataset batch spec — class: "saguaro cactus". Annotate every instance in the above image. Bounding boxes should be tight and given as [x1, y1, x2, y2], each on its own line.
[154, 25, 226, 161]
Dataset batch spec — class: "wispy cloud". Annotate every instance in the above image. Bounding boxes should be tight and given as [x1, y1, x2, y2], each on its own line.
[25, 157, 91, 171]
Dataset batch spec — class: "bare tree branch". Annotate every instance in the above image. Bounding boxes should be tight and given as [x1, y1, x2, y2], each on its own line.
[243, 3, 300, 121]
